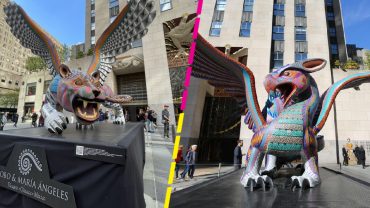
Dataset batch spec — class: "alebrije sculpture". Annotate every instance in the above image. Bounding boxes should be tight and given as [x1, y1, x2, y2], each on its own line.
[192, 35, 370, 189]
[4, 1, 156, 133]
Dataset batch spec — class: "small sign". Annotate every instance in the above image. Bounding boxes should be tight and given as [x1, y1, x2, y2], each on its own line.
[0, 144, 77, 208]
[75, 145, 125, 165]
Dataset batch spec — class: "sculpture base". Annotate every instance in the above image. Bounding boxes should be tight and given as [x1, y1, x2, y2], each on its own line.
[170, 168, 370, 208]
[0, 123, 145, 208]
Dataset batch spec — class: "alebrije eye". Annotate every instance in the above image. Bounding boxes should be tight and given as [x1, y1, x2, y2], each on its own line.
[283, 71, 290, 76]
[75, 79, 83, 86]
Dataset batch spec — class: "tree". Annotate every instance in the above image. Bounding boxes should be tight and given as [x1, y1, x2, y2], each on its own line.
[343, 60, 359, 70]
[58, 44, 70, 63]
[25, 56, 46, 72]
[87, 48, 94, 56]
[0, 91, 19, 108]
[334, 60, 341, 69]
[365, 51, 370, 70]
[76, 50, 85, 59]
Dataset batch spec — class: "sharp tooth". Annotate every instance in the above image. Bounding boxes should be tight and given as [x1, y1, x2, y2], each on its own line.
[83, 100, 88, 109]
[93, 108, 96, 116]
[84, 112, 87, 117]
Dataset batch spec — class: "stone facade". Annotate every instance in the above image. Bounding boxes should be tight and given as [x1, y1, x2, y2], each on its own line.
[0, 0, 33, 95]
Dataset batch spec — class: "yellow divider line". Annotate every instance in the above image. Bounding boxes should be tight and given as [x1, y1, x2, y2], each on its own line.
[167, 162, 176, 185]
[164, 187, 172, 208]
[176, 113, 184, 133]
[172, 136, 181, 159]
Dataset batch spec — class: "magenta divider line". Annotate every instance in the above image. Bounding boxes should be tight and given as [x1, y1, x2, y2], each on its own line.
[188, 42, 196, 65]
[181, 0, 203, 112]
[180, 90, 188, 110]
[192, 18, 200, 40]
[196, 0, 203, 15]
[184, 66, 192, 87]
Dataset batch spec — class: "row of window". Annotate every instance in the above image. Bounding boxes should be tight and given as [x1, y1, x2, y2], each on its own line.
[272, 0, 285, 68]
[25, 81, 51, 96]
[294, 0, 307, 62]
[0, 79, 19, 86]
[240, 0, 254, 37]
[210, 0, 255, 37]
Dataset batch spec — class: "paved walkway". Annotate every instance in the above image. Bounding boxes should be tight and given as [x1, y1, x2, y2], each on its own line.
[322, 162, 370, 184]
[172, 165, 236, 192]
[143, 127, 174, 208]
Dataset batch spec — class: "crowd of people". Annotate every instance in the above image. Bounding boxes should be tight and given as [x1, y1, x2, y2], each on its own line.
[175, 144, 198, 180]
[342, 143, 367, 169]
[136, 104, 170, 138]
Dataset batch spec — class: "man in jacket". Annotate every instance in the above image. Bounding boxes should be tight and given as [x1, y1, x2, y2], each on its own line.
[234, 140, 244, 170]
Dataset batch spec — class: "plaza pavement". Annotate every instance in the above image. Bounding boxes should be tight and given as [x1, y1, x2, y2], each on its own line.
[1, 121, 174, 208]
[321, 162, 370, 184]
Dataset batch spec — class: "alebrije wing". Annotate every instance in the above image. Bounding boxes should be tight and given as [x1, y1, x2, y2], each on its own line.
[192, 35, 266, 132]
[4, 3, 61, 76]
[87, 0, 156, 86]
[313, 71, 370, 134]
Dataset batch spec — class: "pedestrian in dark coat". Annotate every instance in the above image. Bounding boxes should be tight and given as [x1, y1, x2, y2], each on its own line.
[342, 145, 348, 166]
[354, 145, 360, 165]
[13, 113, 19, 127]
[358, 145, 366, 169]
[234, 140, 244, 170]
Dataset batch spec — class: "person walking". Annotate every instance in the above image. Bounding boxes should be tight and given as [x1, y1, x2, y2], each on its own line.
[146, 107, 154, 133]
[358, 145, 366, 169]
[31, 112, 38, 127]
[0, 113, 5, 131]
[234, 140, 244, 170]
[38, 114, 44, 127]
[175, 145, 183, 179]
[181, 145, 197, 179]
[354, 145, 360, 165]
[342, 144, 348, 166]
[162, 105, 170, 138]
[13, 113, 19, 127]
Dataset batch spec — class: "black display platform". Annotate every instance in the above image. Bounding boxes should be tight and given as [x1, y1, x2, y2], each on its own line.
[170, 168, 370, 208]
[0, 123, 145, 208]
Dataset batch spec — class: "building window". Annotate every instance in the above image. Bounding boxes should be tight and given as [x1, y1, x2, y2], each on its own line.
[329, 27, 336, 37]
[331, 44, 338, 54]
[326, 0, 333, 6]
[91, 22, 96, 30]
[1, 78, 5, 83]
[295, 27, 306, 41]
[15, 81, 19, 86]
[295, 52, 307, 62]
[91, 4, 95, 11]
[273, 4, 285, 16]
[295, 4, 305, 17]
[110, 6, 119, 18]
[91, 0, 95, 5]
[243, 0, 254, 12]
[26, 83, 36, 96]
[240, 22, 251, 37]
[210, 21, 222, 36]
[43, 80, 51, 94]
[272, 26, 284, 40]
[210, 0, 227, 36]
[91, 16, 95, 23]
[273, 52, 284, 68]
[91, 30, 95, 37]
[295, 17, 306, 27]
[91, 10, 95, 17]
[239, 0, 254, 37]
[160, 0, 172, 12]
[109, 0, 119, 7]
[215, 0, 227, 11]
[327, 12, 335, 21]
[91, 36, 96, 45]
[295, 41, 307, 53]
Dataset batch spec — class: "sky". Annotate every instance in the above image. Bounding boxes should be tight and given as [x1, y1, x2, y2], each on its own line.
[11, 0, 370, 49]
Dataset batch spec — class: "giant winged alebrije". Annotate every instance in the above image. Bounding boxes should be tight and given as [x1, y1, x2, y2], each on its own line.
[192, 35, 370, 190]
[4, 1, 156, 133]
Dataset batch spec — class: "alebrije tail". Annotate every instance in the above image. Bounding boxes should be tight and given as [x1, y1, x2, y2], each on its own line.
[313, 72, 370, 134]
